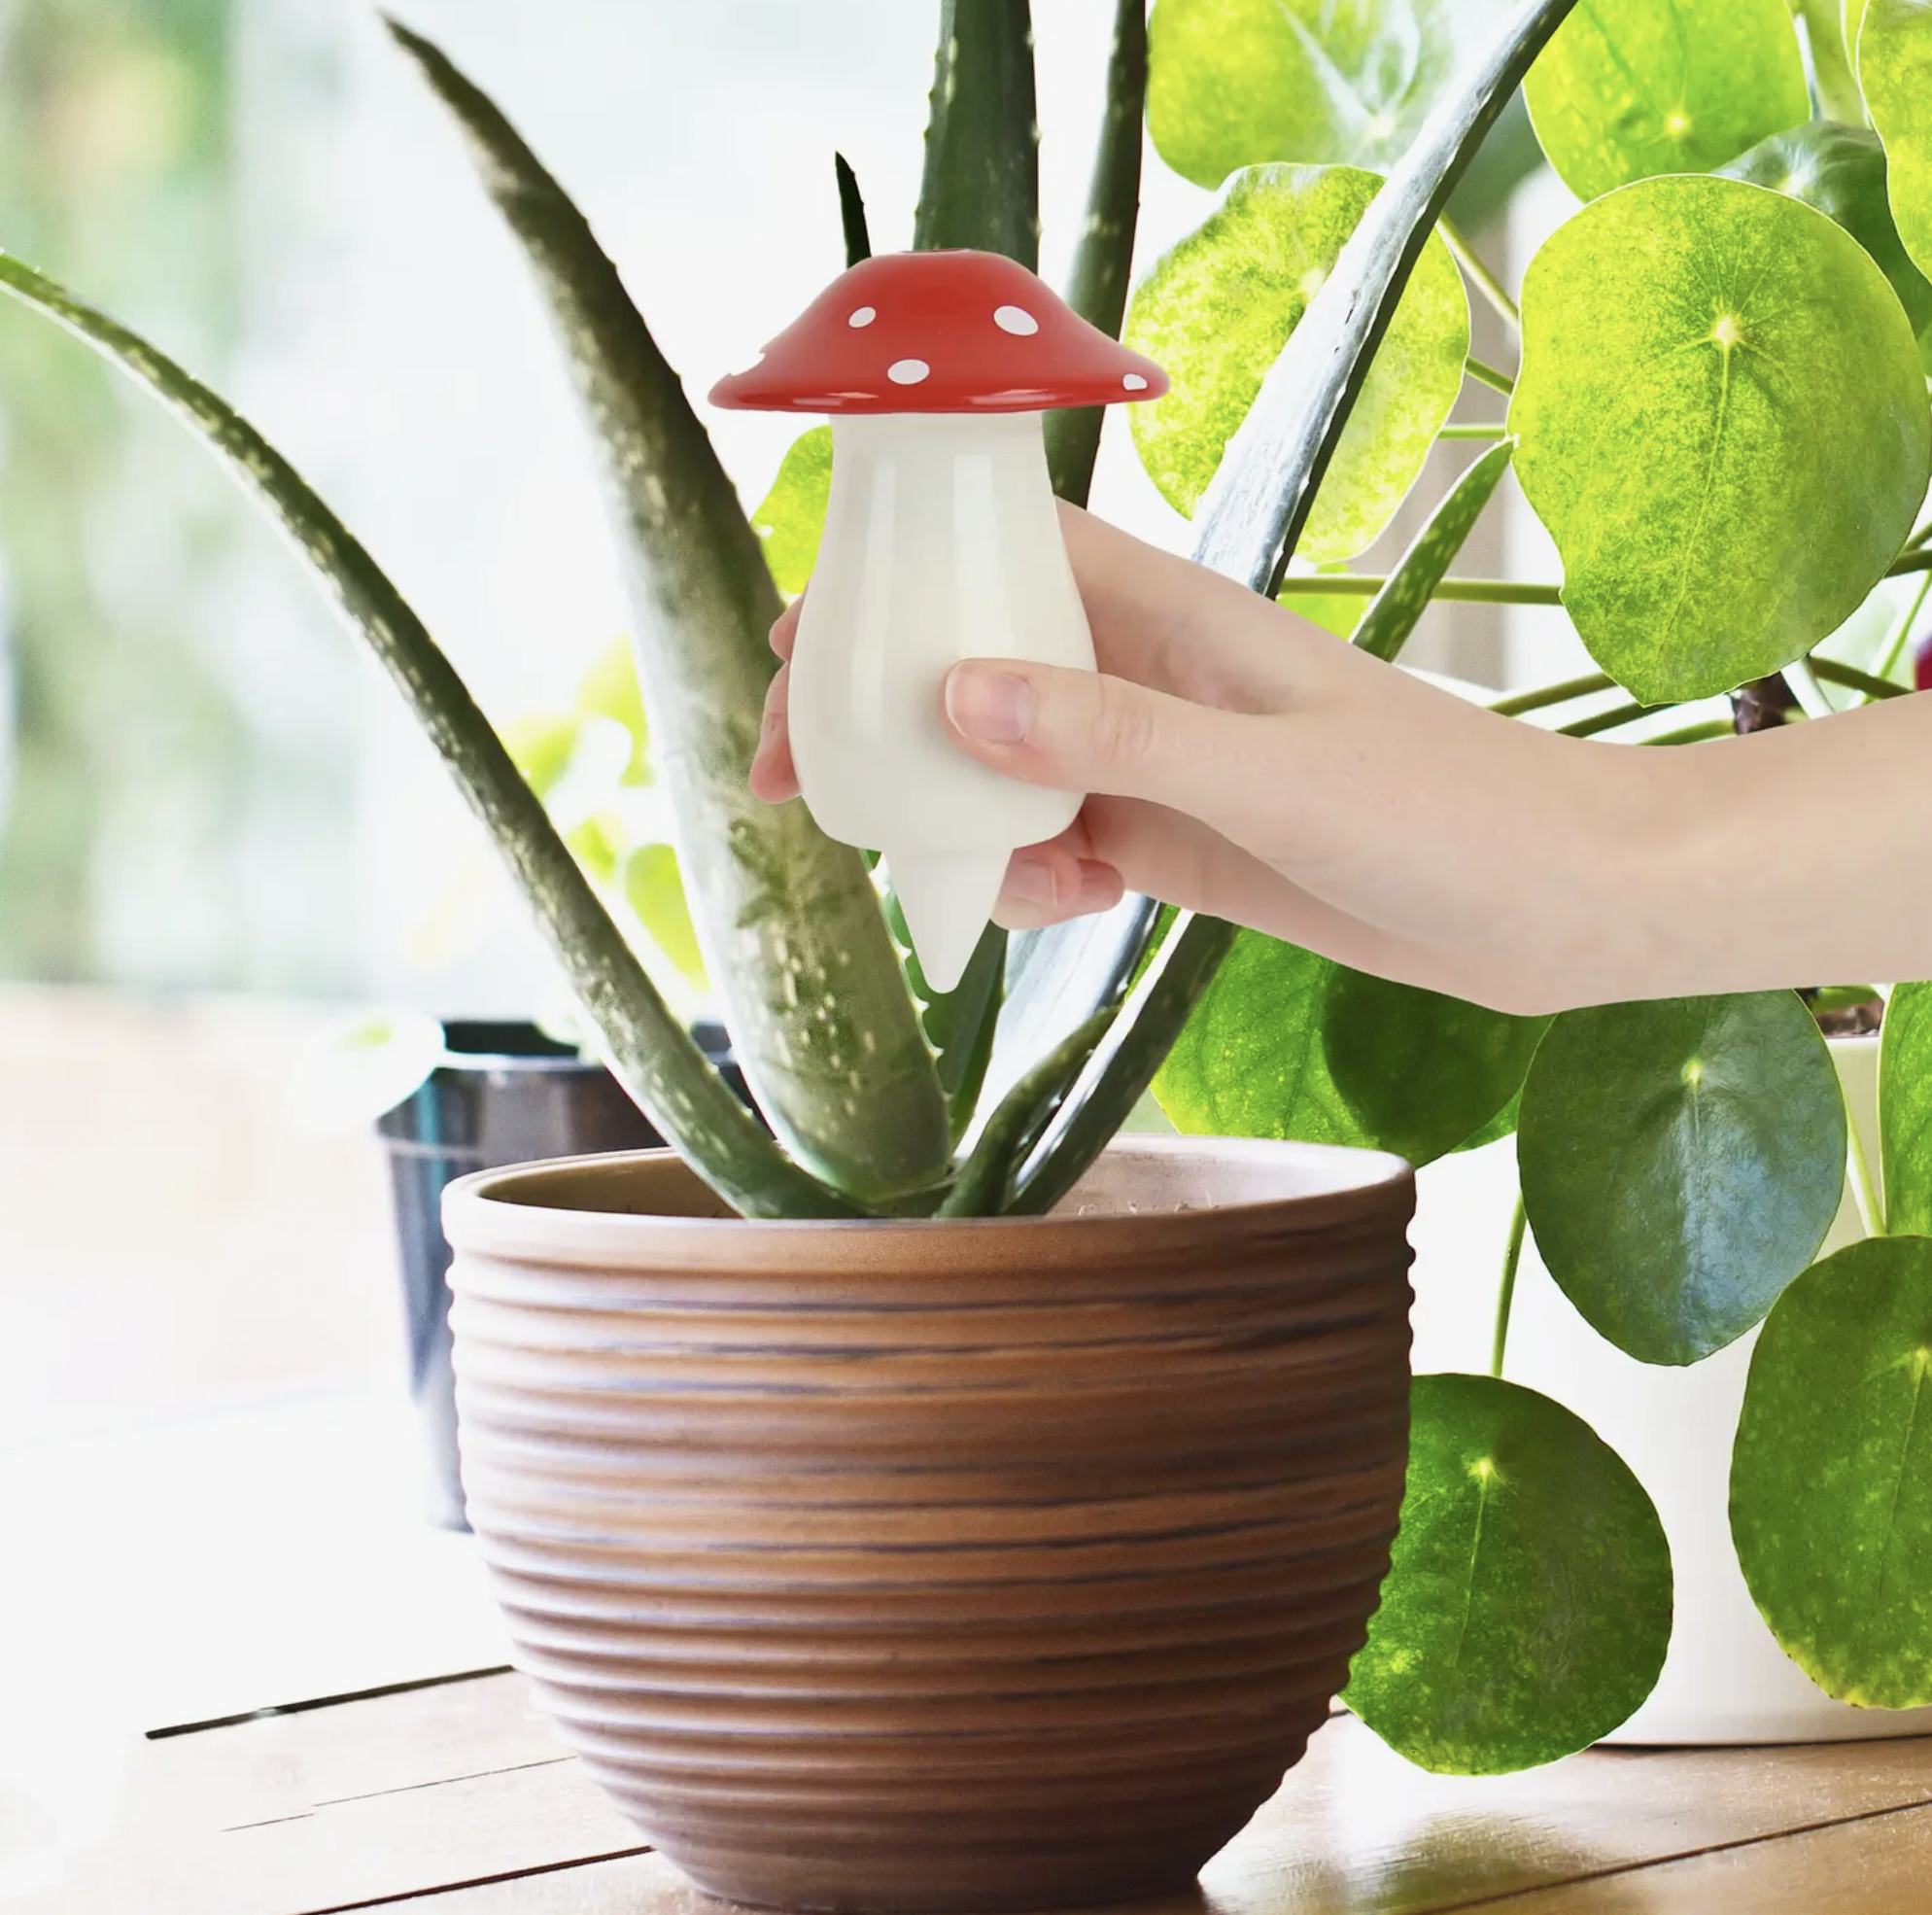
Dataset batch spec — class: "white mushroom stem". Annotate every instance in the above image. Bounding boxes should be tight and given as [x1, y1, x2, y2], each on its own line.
[786, 411, 1095, 992]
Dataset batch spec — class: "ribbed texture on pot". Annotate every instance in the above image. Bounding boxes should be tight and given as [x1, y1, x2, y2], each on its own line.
[444, 1136, 1414, 1913]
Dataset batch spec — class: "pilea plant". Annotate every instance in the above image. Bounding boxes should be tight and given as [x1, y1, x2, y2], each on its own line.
[5, 0, 1932, 1777]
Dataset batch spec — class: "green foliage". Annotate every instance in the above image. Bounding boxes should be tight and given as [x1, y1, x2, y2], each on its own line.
[390, 24, 951, 1209]
[1731, 1237, 1932, 1708]
[1146, 0, 1489, 188]
[1880, 979, 1932, 1235]
[1524, 0, 1810, 202]
[623, 843, 706, 986]
[1510, 175, 1930, 703]
[1153, 930, 1542, 1167]
[913, 0, 1039, 264]
[751, 426, 832, 598]
[1125, 164, 1468, 562]
[1719, 122, 1932, 363]
[1322, 966, 1548, 1166]
[0, 249, 852, 1220]
[1518, 994, 1847, 1365]
[1859, 1, 1932, 282]
[1344, 1374, 1673, 1773]
[1349, 439, 1515, 662]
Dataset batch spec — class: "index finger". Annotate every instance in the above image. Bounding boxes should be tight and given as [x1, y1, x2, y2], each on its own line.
[770, 592, 804, 662]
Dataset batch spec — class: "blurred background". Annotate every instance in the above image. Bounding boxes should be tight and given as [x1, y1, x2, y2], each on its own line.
[0, 4, 1556, 1891]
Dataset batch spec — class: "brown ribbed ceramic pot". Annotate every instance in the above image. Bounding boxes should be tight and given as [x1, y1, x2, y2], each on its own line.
[442, 1133, 1414, 1913]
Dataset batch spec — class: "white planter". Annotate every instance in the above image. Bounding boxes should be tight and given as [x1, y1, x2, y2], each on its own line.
[1409, 1032, 1932, 1744]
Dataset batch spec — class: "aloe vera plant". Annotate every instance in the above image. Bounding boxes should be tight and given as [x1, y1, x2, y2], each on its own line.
[8, 0, 1932, 1778]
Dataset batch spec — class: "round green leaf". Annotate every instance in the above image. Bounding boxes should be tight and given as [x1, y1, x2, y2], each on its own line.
[1153, 931, 1365, 1146]
[751, 424, 832, 599]
[1146, 0, 1487, 189]
[1321, 966, 1549, 1167]
[1125, 164, 1468, 564]
[1510, 175, 1931, 704]
[1731, 1236, 1932, 1708]
[1860, 1, 1932, 285]
[1152, 930, 1536, 1166]
[624, 842, 708, 987]
[1278, 563, 1364, 640]
[1880, 979, 1932, 1236]
[1519, 993, 1847, 1366]
[1345, 1374, 1673, 1774]
[1523, 0, 1810, 204]
[1718, 121, 1932, 364]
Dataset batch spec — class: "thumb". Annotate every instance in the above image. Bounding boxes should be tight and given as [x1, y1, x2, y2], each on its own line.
[942, 658, 1264, 825]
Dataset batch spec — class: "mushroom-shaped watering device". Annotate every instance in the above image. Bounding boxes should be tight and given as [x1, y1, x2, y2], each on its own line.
[711, 251, 1166, 992]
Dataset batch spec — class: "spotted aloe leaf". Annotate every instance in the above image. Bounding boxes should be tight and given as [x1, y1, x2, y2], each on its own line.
[0, 253, 852, 1219]
[390, 23, 949, 1208]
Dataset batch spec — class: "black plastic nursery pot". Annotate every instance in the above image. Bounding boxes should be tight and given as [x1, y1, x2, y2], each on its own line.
[374, 1019, 744, 1527]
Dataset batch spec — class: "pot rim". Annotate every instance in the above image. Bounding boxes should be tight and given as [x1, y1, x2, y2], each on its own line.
[441, 1132, 1413, 1271]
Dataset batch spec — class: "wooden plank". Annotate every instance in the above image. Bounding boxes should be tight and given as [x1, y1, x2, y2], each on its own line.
[1501, 1798, 1932, 1913]
[33, 1668, 1932, 1915]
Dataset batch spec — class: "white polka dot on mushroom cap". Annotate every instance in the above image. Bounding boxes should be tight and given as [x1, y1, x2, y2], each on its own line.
[887, 358, 930, 385]
[1122, 372, 1149, 391]
[847, 306, 876, 328]
[993, 304, 1038, 335]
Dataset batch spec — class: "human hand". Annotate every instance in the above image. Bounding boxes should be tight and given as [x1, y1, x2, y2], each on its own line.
[749, 505, 1666, 1015]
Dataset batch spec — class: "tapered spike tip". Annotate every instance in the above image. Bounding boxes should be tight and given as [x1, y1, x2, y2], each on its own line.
[887, 850, 1008, 995]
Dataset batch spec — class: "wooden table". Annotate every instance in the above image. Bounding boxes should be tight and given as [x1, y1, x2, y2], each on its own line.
[34, 1667, 1932, 1914]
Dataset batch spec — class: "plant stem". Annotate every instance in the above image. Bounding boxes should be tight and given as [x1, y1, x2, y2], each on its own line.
[1871, 569, 1932, 689]
[1557, 699, 1676, 738]
[1438, 421, 1509, 439]
[1889, 547, 1932, 575]
[1782, 655, 1839, 719]
[1487, 671, 1615, 715]
[1809, 655, 1910, 702]
[1492, 1193, 1528, 1378]
[1639, 717, 1738, 747]
[1277, 573, 1560, 605]
[1465, 353, 1516, 397]
[1439, 215, 1521, 331]
[1847, 1104, 1885, 1237]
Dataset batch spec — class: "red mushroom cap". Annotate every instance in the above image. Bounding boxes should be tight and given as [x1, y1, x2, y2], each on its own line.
[708, 250, 1167, 414]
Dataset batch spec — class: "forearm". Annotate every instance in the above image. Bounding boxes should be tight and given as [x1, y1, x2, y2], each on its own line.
[1616, 694, 1932, 1001]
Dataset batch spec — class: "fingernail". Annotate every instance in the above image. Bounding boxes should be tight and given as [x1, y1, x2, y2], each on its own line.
[945, 664, 1033, 745]
[1004, 857, 1055, 909]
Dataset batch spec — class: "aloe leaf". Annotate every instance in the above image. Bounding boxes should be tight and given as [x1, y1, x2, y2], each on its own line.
[1188, 0, 1582, 596]
[1044, 0, 1148, 507]
[0, 251, 855, 1220]
[389, 22, 949, 1207]
[914, 0, 1040, 264]
[1006, 913, 1241, 1217]
[941, 1009, 1116, 1217]
[882, 900, 1007, 1147]
[833, 152, 872, 267]
[1350, 437, 1514, 662]
[1012, 0, 1581, 1211]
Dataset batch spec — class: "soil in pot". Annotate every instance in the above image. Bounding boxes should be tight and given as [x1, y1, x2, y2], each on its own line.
[441, 1134, 1415, 1913]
